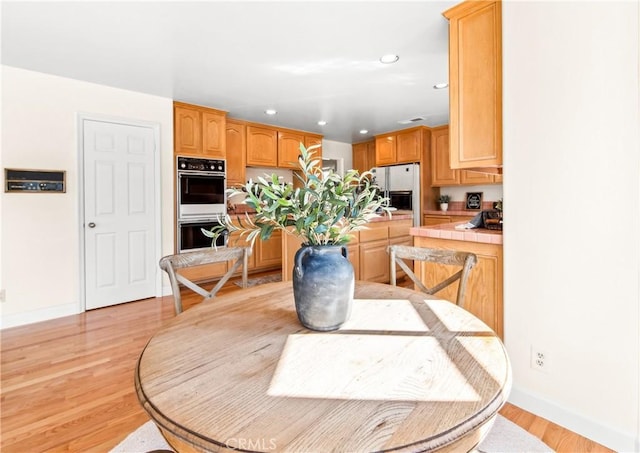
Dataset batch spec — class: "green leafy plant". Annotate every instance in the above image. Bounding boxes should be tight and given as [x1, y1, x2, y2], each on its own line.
[202, 143, 390, 247]
[438, 194, 451, 203]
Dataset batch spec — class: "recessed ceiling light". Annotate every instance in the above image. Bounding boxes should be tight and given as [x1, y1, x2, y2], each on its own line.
[317, 120, 327, 126]
[379, 54, 399, 64]
[359, 129, 368, 134]
[265, 109, 277, 115]
[433, 82, 449, 90]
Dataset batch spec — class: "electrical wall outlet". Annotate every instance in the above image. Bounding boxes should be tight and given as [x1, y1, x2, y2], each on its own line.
[0, 289, 5, 303]
[530, 346, 549, 373]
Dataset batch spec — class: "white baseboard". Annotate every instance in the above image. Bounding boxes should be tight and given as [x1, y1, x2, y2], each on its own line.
[509, 386, 639, 452]
[0, 302, 81, 329]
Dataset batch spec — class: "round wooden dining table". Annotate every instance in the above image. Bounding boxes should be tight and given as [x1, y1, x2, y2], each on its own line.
[136, 281, 511, 453]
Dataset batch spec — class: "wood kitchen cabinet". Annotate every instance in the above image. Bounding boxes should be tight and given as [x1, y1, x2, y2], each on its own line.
[396, 128, 423, 163]
[431, 126, 459, 186]
[423, 214, 474, 226]
[246, 124, 322, 169]
[352, 140, 375, 174]
[278, 130, 306, 169]
[460, 169, 494, 185]
[375, 134, 396, 166]
[375, 126, 426, 166]
[444, 0, 502, 170]
[246, 125, 278, 167]
[305, 135, 323, 158]
[414, 235, 503, 338]
[226, 119, 246, 188]
[174, 102, 226, 158]
[431, 126, 500, 186]
[254, 230, 283, 270]
[359, 218, 413, 283]
[228, 228, 282, 272]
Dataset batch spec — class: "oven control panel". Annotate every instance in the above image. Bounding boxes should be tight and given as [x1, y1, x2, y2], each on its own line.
[177, 156, 225, 173]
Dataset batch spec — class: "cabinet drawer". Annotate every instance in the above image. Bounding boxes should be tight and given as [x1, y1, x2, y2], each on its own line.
[389, 221, 412, 238]
[424, 215, 451, 226]
[359, 225, 389, 243]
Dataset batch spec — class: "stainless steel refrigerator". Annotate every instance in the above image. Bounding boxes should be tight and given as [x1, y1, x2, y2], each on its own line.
[371, 163, 420, 227]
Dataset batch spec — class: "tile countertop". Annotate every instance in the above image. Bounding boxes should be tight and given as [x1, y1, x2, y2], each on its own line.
[410, 222, 503, 245]
[371, 209, 414, 222]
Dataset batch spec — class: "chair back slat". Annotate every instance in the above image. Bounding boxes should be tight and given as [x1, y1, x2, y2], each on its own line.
[388, 245, 477, 308]
[159, 247, 252, 314]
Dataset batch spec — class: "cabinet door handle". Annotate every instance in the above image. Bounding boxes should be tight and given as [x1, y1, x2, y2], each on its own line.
[88, 222, 96, 228]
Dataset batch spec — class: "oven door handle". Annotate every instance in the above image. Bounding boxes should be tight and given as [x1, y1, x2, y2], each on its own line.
[178, 171, 225, 177]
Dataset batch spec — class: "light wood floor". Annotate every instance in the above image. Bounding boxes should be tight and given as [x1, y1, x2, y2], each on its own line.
[1, 273, 613, 453]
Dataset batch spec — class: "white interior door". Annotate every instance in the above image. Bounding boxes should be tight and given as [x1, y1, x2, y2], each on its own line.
[82, 118, 157, 310]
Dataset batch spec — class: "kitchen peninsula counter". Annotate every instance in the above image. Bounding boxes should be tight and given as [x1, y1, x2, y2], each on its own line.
[411, 222, 503, 245]
[410, 221, 503, 338]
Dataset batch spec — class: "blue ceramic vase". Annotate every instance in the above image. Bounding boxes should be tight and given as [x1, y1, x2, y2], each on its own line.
[292, 245, 354, 331]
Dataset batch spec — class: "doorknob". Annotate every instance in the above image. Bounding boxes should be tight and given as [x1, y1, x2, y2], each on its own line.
[88, 222, 96, 228]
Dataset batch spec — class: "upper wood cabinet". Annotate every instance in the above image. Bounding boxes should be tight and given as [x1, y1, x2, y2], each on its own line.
[226, 119, 246, 188]
[431, 126, 500, 186]
[396, 129, 422, 163]
[202, 111, 226, 157]
[174, 102, 226, 158]
[375, 134, 396, 166]
[278, 130, 305, 169]
[460, 169, 494, 185]
[247, 124, 322, 169]
[431, 126, 459, 186]
[444, 1, 502, 170]
[375, 127, 425, 166]
[304, 135, 323, 160]
[246, 125, 278, 167]
[352, 140, 375, 174]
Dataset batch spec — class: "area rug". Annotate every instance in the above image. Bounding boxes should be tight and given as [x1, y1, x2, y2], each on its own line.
[110, 415, 554, 453]
[234, 273, 282, 288]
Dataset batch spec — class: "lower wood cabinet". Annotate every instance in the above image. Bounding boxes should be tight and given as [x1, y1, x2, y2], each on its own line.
[358, 218, 413, 283]
[423, 214, 474, 226]
[359, 239, 390, 283]
[413, 236, 503, 338]
[254, 230, 282, 270]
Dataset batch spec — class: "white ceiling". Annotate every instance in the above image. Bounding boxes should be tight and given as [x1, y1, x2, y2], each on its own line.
[1, 1, 457, 143]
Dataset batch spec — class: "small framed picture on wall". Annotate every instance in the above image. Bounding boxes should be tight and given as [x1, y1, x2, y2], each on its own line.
[465, 192, 483, 210]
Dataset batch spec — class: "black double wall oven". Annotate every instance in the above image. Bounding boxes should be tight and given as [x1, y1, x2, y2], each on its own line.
[176, 156, 227, 252]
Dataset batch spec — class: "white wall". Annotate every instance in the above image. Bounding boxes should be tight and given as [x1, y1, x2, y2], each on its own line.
[439, 184, 503, 203]
[322, 139, 353, 171]
[503, 2, 639, 451]
[0, 66, 174, 328]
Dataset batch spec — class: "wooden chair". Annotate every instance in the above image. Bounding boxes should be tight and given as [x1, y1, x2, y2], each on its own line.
[387, 245, 477, 308]
[159, 247, 252, 315]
